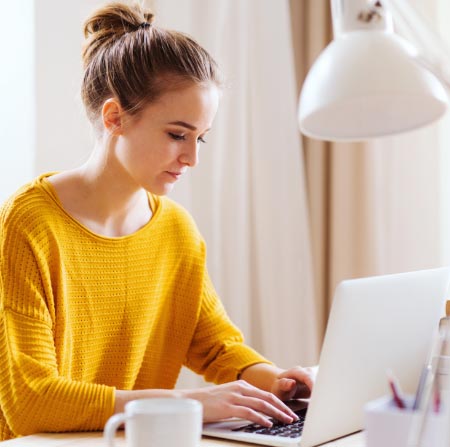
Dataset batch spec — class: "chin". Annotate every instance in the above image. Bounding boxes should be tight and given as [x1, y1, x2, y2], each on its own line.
[148, 183, 174, 196]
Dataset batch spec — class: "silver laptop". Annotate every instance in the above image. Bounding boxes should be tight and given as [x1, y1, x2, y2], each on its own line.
[202, 267, 450, 447]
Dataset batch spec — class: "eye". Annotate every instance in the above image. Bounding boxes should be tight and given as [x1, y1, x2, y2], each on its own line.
[168, 132, 186, 141]
[197, 136, 207, 144]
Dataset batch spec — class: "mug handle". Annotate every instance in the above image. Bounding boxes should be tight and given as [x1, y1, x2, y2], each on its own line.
[104, 412, 127, 447]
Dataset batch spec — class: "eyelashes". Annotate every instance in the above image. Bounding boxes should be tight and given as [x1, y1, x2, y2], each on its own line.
[168, 132, 207, 144]
[168, 133, 184, 141]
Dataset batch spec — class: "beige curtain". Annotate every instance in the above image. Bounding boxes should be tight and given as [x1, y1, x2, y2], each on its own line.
[290, 0, 445, 344]
[290, 0, 333, 341]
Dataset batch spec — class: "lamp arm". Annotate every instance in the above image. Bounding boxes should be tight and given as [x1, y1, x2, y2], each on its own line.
[383, 0, 450, 91]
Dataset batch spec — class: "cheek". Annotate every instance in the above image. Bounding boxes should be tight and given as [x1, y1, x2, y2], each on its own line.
[150, 141, 180, 163]
[118, 133, 176, 170]
[129, 139, 157, 164]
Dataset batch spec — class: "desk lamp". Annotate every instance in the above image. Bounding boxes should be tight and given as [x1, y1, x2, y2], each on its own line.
[298, 0, 450, 141]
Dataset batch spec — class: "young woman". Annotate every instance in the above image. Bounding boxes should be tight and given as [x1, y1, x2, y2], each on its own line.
[0, 2, 314, 440]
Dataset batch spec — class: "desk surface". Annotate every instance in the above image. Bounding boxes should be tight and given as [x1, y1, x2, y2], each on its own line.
[0, 431, 365, 446]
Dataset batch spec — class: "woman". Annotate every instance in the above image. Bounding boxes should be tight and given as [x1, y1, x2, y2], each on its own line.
[0, 2, 314, 440]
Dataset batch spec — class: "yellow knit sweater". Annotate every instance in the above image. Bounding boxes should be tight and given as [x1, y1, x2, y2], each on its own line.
[0, 173, 268, 440]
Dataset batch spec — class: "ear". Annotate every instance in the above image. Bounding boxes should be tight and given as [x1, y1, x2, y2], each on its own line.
[101, 98, 123, 135]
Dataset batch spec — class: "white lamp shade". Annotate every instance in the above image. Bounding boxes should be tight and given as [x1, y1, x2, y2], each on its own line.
[298, 30, 448, 141]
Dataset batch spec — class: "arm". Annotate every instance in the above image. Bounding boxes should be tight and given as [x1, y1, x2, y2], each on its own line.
[114, 383, 298, 427]
[0, 219, 114, 437]
[184, 268, 315, 401]
[177, 270, 299, 425]
[0, 307, 115, 436]
[184, 270, 273, 383]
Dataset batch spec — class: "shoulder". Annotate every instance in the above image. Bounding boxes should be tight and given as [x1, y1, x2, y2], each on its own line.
[155, 195, 199, 231]
[0, 174, 55, 237]
[152, 195, 205, 248]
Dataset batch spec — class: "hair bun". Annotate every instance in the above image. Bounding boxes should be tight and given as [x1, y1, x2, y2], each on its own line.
[143, 12, 155, 25]
[82, 2, 155, 68]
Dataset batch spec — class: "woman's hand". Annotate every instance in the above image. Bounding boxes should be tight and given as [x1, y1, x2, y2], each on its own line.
[239, 362, 316, 403]
[181, 380, 298, 427]
[270, 366, 316, 401]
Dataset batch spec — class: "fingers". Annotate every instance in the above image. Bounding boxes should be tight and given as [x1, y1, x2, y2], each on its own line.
[270, 366, 316, 400]
[278, 378, 296, 391]
[272, 378, 298, 401]
[190, 379, 302, 427]
[229, 404, 274, 428]
[232, 394, 295, 425]
[300, 367, 315, 391]
[293, 366, 315, 386]
[235, 380, 298, 420]
[278, 366, 315, 393]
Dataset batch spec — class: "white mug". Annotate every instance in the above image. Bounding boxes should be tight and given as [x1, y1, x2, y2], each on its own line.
[104, 398, 203, 447]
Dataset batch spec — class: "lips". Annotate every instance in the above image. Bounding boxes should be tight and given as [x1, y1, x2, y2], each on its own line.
[166, 171, 184, 180]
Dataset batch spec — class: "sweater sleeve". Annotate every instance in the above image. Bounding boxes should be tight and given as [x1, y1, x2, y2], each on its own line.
[0, 213, 115, 437]
[185, 270, 272, 384]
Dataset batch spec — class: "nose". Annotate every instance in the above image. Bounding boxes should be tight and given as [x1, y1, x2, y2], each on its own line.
[178, 140, 200, 167]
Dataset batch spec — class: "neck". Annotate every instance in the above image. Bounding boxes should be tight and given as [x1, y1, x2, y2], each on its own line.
[79, 141, 145, 217]
[49, 136, 152, 238]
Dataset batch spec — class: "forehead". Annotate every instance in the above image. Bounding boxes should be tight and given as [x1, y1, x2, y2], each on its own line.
[140, 82, 220, 128]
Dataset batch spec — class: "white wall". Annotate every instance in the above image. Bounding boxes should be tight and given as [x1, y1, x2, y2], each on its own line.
[0, 1, 107, 204]
[34, 1, 104, 174]
[0, 1, 35, 203]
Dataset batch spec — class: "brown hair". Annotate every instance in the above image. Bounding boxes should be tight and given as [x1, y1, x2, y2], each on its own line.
[81, 2, 222, 128]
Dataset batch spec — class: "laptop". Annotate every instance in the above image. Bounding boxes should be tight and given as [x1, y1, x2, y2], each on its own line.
[202, 267, 450, 447]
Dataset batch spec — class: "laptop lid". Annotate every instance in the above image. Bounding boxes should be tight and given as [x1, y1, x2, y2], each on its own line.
[301, 267, 450, 447]
[202, 267, 450, 447]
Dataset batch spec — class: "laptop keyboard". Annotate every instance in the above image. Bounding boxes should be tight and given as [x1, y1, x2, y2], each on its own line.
[231, 408, 307, 439]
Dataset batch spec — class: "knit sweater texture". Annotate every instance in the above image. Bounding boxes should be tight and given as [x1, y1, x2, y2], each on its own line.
[0, 173, 268, 440]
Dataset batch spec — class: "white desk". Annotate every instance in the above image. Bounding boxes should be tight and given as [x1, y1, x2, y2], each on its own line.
[0, 431, 366, 446]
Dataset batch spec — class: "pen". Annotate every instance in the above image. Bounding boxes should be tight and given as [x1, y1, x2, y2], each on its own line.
[433, 383, 441, 413]
[386, 369, 406, 409]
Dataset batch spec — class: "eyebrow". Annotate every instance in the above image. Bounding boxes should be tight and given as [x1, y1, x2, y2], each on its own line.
[168, 121, 197, 131]
[168, 121, 211, 132]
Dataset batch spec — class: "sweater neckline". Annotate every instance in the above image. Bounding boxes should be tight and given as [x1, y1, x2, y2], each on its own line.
[37, 172, 162, 242]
